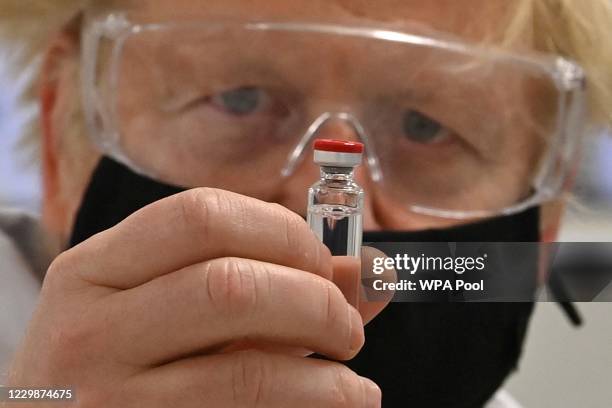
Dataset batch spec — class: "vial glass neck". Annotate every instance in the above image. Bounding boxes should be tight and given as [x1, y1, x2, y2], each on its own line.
[320, 166, 356, 181]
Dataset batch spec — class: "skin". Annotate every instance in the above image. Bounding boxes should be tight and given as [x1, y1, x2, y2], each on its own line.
[6, 0, 566, 406]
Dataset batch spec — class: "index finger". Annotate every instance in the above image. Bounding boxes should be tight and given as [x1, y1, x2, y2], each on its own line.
[57, 188, 332, 289]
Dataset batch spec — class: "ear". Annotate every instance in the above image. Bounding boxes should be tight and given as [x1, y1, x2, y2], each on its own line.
[39, 17, 96, 245]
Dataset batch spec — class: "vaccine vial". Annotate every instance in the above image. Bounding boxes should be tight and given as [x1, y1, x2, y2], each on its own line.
[307, 139, 364, 257]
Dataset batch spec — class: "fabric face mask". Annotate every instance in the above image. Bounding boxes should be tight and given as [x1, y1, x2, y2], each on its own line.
[70, 157, 538, 408]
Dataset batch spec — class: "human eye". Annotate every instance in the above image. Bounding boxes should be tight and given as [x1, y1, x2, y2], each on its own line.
[210, 86, 268, 116]
[398, 108, 496, 164]
[177, 85, 291, 121]
[401, 110, 452, 145]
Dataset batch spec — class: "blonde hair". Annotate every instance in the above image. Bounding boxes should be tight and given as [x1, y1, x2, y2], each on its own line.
[507, 0, 612, 127]
[1, 0, 612, 157]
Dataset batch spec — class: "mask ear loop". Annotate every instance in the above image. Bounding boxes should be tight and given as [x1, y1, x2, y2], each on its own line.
[553, 286, 583, 326]
[281, 111, 383, 182]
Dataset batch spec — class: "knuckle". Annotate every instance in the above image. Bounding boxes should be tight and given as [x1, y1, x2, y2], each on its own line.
[278, 206, 306, 248]
[44, 252, 74, 288]
[319, 282, 344, 331]
[231, 350, 267, 406]
[204, 258, 258, 318]
[276, 206, 314, 262]
[281, 210, 301, 249]
[178, 188, 225, 241]
[272, 202, 330, 275]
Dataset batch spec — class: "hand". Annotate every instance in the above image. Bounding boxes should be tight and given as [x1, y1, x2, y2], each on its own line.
[6, 189, 388, 407]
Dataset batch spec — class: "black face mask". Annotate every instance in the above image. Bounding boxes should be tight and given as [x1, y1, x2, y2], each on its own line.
[70, 157, 537, 408]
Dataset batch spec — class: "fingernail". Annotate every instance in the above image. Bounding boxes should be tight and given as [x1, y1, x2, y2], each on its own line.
[349, 305, 364, 352]
[360, 376, 382, 408]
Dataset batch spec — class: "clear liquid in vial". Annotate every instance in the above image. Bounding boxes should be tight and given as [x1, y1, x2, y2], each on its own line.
[307, 204, 363, 257]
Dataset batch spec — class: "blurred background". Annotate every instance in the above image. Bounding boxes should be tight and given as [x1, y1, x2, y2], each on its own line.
[1, 34, 611, 407]
[0, 40, 39, 213]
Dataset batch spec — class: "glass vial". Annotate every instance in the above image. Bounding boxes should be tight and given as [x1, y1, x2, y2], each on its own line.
[307, 139, 364, 257]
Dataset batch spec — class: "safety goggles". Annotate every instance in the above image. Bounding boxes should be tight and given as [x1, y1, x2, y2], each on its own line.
[81, 12, 587, 219]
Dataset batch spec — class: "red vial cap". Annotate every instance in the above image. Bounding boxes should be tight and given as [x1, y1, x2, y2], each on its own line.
[314, 139, 364, 154]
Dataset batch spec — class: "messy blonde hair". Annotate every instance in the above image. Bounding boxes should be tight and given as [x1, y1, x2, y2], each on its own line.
[1, 0, 612, 158]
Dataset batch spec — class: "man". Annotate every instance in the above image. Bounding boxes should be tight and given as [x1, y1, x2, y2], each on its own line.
[2, 1, 611, 406]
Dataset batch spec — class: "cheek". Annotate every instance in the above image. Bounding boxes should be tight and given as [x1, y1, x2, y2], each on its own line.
[367, 189, 471, 231]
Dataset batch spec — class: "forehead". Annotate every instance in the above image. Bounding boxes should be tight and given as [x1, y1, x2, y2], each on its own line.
[116, 0, 517, 43]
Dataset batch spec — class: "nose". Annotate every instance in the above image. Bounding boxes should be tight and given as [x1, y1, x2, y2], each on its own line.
[315, 117, 361, 141]
[273, 115, 384, 230]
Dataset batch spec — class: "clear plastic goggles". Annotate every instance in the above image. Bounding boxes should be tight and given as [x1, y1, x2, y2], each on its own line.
[81, 12, 587, 219]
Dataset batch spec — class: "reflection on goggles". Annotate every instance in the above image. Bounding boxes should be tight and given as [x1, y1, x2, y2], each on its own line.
[85, 17, 586, 218]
